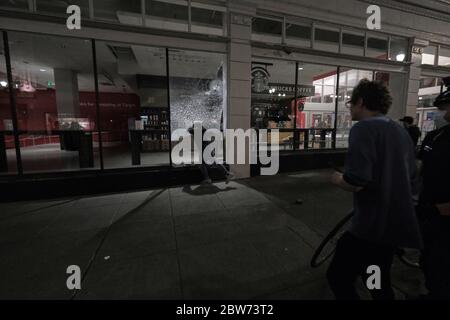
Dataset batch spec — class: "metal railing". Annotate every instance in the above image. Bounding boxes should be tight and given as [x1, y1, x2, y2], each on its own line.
[255, 128, 338, 152]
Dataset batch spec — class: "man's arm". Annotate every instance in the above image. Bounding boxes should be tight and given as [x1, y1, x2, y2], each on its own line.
[332, 123, 375, 192]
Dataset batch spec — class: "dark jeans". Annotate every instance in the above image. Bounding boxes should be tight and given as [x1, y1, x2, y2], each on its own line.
[420, 215, 450, 299]
[327, 232, 396, 300]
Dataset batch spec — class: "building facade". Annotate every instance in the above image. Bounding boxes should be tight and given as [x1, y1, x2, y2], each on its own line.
[0, 0, 449, 187]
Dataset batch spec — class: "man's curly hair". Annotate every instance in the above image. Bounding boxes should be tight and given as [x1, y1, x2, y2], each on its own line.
[350, 79, 392, 115]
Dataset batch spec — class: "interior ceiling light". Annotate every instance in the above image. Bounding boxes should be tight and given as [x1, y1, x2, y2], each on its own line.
[0, 81, 7, 87]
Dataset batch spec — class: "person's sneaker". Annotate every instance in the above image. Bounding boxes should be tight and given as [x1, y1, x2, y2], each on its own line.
[225, 172, 235, 184]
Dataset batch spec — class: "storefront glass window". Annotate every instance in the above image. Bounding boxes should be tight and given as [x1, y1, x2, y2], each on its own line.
[422, 45, 437, 65]
[251, 59, 296, 150]
[252, 17, 282, 44]
[314, 26, 339, 53]
[8, 32, 100, 173]
[366, 35, 388, 60]
[342, 30, 365, 56]
[146, 0, 187, 20]
[36, 0, 89, 17]
[145, 0, 188, 31]
[285, 22, 311, 48]
[94, 0, 142, 25]
[336, 68, 373, 148]
[418, 94, 437, 108]
[191, 6, 224, 36]
[169, 49, 226, 164]
[390, 37, 409, 62]
[438, 46, 450, 67]
[374, 70, 407, 122]
[95, 41, 170, 169]
[301, 64, 337, 149]
[191, 6, 222, 26]
[0, 36, 18, 174]
[419, 77, 438, 90]
[0, 0, 28, 10]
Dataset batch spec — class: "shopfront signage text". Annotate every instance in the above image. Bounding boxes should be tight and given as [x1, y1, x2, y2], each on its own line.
[267, 83, 315, 96]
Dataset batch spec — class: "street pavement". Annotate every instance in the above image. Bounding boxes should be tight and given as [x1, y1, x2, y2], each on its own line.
[0, 169, 426, 299]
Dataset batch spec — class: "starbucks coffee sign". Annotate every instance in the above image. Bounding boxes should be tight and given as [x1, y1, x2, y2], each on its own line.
[251, 65, 315, 96]
[267, 83, 315, 96]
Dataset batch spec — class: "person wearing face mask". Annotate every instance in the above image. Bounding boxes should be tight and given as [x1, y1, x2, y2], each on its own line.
[417, 76, 450, 299]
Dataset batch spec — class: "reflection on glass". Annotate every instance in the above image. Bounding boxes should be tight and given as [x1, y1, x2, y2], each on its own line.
[8, 32, 100, 173]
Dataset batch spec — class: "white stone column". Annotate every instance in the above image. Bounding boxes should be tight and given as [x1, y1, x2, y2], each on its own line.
[227, 9, 253, 179]
[405, 39, 428, 119]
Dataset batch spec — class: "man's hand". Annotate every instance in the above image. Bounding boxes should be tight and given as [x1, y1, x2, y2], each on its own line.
[330, 171, 363, 193]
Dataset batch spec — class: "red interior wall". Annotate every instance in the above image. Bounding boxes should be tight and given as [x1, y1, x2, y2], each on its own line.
[0, 89, 141, 148]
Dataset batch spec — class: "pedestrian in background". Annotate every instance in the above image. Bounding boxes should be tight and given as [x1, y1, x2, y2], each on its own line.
[399, 116, 422, 148]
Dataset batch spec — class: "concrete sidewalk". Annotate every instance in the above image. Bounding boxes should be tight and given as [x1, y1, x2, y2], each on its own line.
[0, 169, 425, 299]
